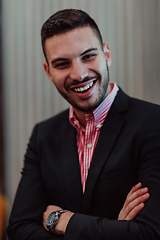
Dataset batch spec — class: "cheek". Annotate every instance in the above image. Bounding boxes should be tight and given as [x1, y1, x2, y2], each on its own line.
[53, 79, 64, 90]
[93, 58, 107, 75]
[52, 75, 71, 95]
[49, 72, 65, 88]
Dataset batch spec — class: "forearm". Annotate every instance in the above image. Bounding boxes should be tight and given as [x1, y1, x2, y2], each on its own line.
[64, 213, 154, 240]
[42, 183, 150, 238]
[7, 220, 64, 240]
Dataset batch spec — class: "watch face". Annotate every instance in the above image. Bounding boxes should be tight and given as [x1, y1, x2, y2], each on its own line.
[46, 212, 59, 230]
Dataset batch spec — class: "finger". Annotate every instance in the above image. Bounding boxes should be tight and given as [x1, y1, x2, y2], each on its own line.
[122, 183, 142, 208]
[130, 182, 142, 193]
[124, 187, 149, 208]
[126, 203, 145, 220]
[127, 187, 149, 204]
[125, 192, 150, 217]
[119, 191, 150, 220]
[118, 192, 150, 220]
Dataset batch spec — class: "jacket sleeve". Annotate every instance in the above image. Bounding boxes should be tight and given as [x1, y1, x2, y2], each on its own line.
[7, 125, 64, 240]
[64, 110, 160, 240]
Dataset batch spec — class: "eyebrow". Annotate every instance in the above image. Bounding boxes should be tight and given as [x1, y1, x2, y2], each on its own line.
[51, 47, 98, 66]
[80, 47, 98, 56]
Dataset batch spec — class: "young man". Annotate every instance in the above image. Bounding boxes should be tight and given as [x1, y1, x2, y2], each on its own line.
[7, 9, 160, 240]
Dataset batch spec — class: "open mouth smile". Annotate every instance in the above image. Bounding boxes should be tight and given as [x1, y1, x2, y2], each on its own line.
[70, 79, 97, 93]
[74, 81, 94, 92]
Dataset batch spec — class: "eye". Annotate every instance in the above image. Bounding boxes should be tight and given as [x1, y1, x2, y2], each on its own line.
[82, 53, 96, 61]
[54, 62, 70, 69]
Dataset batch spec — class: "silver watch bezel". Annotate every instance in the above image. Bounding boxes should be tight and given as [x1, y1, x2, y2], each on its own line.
[46, 210, 67, 232]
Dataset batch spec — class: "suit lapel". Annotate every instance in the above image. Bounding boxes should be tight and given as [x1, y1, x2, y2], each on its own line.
[82, 89, 129, 213]
[61, 119, 83, 212]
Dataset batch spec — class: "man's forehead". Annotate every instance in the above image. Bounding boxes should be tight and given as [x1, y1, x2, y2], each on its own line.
[45, 26, 96, 45]
[45, 27, 101, 59]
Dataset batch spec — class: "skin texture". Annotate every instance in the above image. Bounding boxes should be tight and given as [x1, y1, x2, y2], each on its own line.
[42, 27, 150, 235]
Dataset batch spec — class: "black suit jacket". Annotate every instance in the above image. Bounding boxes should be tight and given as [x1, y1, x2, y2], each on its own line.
[7, 89, 160, 240]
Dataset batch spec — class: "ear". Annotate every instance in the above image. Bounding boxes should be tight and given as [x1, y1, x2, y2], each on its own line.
[103, 42, 112, 67]
[43, 62, 52, 81]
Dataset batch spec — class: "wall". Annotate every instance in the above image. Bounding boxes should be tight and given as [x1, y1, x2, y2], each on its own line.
[2, 0, 160, 206]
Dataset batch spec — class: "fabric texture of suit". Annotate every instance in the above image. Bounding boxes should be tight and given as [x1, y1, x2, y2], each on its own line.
[7, 88, 160, 240]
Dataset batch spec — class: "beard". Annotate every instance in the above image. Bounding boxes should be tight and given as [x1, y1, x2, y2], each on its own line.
[71, 78, 109, 113]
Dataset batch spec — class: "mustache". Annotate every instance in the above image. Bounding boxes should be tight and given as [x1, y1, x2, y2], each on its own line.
[71, 76, 98, 86]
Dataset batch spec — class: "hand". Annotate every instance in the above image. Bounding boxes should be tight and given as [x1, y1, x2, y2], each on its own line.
[43, 205, 74, 235]
[118, 182, 150, 220]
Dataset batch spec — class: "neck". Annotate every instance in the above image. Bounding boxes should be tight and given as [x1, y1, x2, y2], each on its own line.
[73, 108, 87, 128]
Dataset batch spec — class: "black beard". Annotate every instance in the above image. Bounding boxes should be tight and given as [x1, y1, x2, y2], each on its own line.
[71, 79, 109, 113]
[71, 69, 109, 113]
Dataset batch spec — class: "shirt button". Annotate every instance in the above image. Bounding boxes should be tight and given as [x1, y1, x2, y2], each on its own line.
[74, 120, 78, 125]
[97, 123, 102, 128]
[87, 143, 92, 149]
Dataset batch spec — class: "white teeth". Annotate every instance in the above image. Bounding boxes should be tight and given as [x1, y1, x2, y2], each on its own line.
[74, 81, 94, 93]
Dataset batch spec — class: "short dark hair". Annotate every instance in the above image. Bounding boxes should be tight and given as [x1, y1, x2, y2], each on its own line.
[41, 9, 103, 63]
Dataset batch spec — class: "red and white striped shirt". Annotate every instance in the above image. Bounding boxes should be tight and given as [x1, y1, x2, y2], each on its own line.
[69, 83, 119, 192]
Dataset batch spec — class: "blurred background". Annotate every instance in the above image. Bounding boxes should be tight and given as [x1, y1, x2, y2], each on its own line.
[0, 0, 160, 239]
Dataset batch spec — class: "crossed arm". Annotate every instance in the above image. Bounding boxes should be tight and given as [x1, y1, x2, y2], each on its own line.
[43, 182, 150, 235]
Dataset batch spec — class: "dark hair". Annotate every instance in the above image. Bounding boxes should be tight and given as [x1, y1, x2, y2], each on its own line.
[41, 9, 103, 63]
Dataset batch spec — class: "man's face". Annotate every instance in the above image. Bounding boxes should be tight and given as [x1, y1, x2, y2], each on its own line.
[43, 26, 111, 114]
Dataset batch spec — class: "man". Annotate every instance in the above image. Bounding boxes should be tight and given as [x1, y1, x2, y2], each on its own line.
[7, 9, 160, 240]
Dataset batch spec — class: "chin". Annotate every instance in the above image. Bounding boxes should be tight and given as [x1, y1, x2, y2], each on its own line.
[73, 98, 104, 113]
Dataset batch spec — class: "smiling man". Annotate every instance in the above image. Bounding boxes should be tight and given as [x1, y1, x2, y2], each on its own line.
[7, 9, 160, 240]
[43, 25, 112, 127]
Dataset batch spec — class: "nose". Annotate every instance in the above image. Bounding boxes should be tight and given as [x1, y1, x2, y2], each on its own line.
[69, 60, 88, 81]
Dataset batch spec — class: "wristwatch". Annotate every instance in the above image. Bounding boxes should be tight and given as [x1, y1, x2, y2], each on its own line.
[46, 210, 68, 232]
